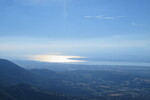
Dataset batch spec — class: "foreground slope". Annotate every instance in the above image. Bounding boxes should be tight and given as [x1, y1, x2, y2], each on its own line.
[0, 59, 37, 86]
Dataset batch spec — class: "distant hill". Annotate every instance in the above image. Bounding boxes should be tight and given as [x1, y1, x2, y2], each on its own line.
[0, 59, 37, 86]
[0, 59, 59, 89]
[0, 59, 81, 100]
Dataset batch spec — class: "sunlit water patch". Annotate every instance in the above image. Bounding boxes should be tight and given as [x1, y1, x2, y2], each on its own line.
[26, 54, 87, 63]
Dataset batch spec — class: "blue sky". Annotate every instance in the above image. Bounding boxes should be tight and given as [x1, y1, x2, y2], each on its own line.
[0, 0, 150, 62]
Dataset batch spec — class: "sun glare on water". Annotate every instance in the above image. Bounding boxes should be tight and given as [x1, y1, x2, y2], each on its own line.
[27, 54, 87, 63]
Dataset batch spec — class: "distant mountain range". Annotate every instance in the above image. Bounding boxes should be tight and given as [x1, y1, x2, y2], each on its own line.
[0, 59, 81, 100]
[1, 58, 150, 100]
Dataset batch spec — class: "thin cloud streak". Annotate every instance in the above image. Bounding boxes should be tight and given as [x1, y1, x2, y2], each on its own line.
[84, 16, 93, 18]
[131, 23, 145, 27]
[84, 15, 126, 20]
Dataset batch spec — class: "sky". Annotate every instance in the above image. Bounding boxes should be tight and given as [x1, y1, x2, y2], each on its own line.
[0, 0, 150, 63]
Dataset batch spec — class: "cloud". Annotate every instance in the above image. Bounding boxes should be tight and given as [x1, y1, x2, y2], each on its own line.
[96, 16, 115, 20]
[96, 16, 125, 20]
[84, 15, 125, 20]
[84, 16, 93, 18]
[131, 23, 145, 27]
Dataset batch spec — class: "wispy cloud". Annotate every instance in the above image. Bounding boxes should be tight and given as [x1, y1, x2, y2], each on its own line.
[84, 15, 125, 20]
[84, 16, 93, 18]
[131, 23, 145, 27]
[96, 15, 125, 20]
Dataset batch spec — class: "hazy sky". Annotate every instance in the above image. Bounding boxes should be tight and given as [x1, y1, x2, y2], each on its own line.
[0, 0, 150, 62]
